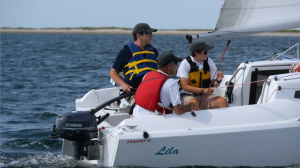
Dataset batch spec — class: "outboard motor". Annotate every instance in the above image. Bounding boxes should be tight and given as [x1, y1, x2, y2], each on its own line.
[50, 91, 134, 160]
[50, 110, 109, 160]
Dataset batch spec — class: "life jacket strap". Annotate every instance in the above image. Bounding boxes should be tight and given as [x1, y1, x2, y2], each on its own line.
[124, 59, 157, 69]
[132, 51, 155, 57]
[125, 67, 157, 80]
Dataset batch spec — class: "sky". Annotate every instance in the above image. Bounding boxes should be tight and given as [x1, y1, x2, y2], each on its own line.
[0, 0, 225, 29]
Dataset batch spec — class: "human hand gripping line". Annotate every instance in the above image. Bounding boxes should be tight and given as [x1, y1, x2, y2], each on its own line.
[200, 40, 231, 110]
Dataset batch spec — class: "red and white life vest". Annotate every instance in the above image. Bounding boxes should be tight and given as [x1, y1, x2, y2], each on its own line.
[135, 71, 173, 114]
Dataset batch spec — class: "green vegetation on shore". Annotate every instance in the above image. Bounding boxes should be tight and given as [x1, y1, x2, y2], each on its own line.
[1, 27, 299, 32]
[275, 29, 300, 33]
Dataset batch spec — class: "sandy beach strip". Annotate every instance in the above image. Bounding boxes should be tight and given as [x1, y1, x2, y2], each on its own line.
[1, 28, 300, 37]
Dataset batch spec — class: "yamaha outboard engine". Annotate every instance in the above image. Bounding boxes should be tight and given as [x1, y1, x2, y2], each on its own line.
[50, 110, 109, 160]
[50, 91, 134, 160]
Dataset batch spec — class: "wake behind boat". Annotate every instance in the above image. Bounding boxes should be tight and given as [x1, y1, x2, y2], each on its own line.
[50, 0, 300, 167]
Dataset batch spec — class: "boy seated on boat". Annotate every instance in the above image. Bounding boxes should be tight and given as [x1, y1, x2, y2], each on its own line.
[110, 23, 159, 92]
[177, 42, 229, 110]
[133, 52, 196, 118]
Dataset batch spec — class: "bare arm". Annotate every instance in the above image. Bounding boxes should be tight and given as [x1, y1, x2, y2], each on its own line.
[212, 79, 220, 88]
[180, 77, 214, 95]
[110, 68, 132, 92]
[173, 102, 196, 115]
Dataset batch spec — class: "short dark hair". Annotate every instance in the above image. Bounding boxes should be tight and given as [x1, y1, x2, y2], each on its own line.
[133, 33, 137, 41]
[133, 33, 144, 41]
[191, 50, 203, 57]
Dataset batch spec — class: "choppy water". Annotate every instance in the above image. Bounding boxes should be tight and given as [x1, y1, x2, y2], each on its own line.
[1, 33, 300, 168]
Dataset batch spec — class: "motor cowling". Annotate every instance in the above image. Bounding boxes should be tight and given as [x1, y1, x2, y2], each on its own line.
[50, 92, 136, 160]
[54, 111, 98, 141]
[50, 111, 98, 160]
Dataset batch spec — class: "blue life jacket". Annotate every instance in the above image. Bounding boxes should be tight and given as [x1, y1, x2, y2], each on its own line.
[124, 43, 157, 80]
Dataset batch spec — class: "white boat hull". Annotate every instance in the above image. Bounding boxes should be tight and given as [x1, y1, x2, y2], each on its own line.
[98, 99, 300, 167]
[60, 60, 300, 167]
[102, 127, 300, 167]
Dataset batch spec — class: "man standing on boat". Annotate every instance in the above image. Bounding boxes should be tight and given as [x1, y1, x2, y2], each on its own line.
[177, 42, 229, 110]
[110, 23, 159, 92]
[133, 52, 196, 118]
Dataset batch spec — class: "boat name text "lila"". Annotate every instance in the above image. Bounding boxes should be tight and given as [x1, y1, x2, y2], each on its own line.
[155, 146, 179, 155]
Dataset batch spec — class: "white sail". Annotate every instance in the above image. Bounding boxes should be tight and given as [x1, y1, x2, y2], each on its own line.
[189, 0, 300, 43]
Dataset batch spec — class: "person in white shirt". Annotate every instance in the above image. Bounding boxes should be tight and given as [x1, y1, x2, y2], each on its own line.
[133, 52, 196, 118]
[177, 42, 229, 110]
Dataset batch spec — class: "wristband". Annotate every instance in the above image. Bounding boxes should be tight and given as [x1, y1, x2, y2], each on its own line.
[216, 79, 222, 83]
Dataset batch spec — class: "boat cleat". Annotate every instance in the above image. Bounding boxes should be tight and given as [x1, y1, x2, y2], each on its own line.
[121, 125, 138, 132]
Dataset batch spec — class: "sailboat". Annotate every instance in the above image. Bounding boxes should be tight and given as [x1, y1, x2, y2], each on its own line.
[50, 0, 300, 167]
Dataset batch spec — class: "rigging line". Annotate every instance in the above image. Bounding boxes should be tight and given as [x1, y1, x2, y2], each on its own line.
[215, 72, 300, 90]
[265, 87, 300, 103]
[200, 40, 231, 110]
[281, 43, 300, 55]
[99, 126, 119, 142]
[93, 89, 100, 105]
[217, 77, 274, 89]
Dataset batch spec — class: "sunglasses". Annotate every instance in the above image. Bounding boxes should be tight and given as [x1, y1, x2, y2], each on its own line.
[203, 51, 208, 55]
[140, 32, 152, 35]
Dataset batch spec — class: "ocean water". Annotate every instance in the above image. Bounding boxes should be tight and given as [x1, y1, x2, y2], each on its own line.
[0, 33, 300, 168]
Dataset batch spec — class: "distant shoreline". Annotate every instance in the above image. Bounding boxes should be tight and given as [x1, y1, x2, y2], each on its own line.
[1, 28, 300, 37]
